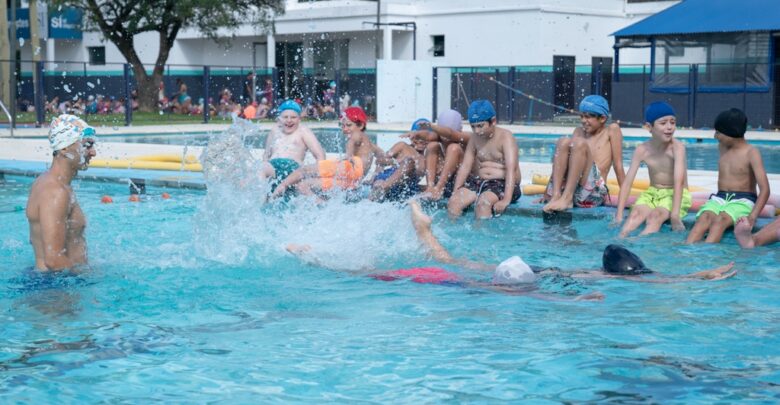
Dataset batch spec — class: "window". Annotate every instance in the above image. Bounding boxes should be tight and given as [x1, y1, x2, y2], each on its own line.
[432, 35, 444, 57]
[88, 46, 105, 65]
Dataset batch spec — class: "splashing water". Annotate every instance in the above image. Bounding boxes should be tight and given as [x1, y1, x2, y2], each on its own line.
[195, 118, 421, 270]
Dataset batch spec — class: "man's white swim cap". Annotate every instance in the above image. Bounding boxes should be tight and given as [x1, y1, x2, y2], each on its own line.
[493, 256, 536, 284]
[49, 114, 96, 151]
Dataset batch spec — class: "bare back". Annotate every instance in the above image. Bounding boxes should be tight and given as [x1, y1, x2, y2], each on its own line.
[717, 143, 759, 193]
[26, 173, 88, 270]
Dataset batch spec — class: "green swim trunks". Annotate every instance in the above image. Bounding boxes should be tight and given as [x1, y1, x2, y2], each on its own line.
[633, 186, 692, 218]
[696, 191, 757, 224]
[269, 158, 300, 190]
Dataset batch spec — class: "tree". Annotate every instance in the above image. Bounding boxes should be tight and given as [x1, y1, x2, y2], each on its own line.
[53, 0, 284, 112]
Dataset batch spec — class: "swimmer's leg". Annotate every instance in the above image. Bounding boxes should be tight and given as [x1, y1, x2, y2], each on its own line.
[619, 204, 652, 238]
[638, 207, 671, 236]
[428, 143, 463, 200]
[447, 187, 478, 219]
[475, 191, 499, 219]
[295, 178, 325, 197]
[410, 200, 454, 263]
[423, 142, 443, 194]
[544, 137, 592, 212]
[686, 211, 715, 244]
[270, 164, 318, 199]
[736, 216, 780, 248]
[544, 136, 572, 202]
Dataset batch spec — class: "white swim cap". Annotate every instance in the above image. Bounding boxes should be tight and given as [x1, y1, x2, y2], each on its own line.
[493, 256, 536, 284]
[49, 114, 95, 151]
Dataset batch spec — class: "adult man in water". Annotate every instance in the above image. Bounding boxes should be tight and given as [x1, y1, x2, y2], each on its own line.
[27, 114, 97, 271]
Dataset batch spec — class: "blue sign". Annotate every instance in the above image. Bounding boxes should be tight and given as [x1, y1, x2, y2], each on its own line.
[49, 8, 83, 40]
[10, 8, 30, 39]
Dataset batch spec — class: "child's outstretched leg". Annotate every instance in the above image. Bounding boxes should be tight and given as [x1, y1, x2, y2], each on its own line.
[686, 211, 715, 243]
[541, 137, 572, 203]
[639, 207, 672, 236]
[619, 205, 652, 238]
[475, 191, 500, 219]
[423, 142, 442, 194]
[428, 143, 464, 200]
[704, 212, 734, 243]
[447, 187, 478, 219]
[736, 216, 780, 248]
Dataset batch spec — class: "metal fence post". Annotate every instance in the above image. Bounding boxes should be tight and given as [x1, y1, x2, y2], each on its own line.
[123, 64, 132, 126]
[35, 61, 45, 126]
[508, 66, 515, 124]
[432, 67, 438, 121]
[494, 68, 500, 121]
[203, 66, 211, 124]
[335, 69, 342, 118]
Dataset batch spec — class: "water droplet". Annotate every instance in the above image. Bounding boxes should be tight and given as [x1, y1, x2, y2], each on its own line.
[64, 84, 72, 93]
[87, 81, 95, 88]
[19, 38, 24, 47]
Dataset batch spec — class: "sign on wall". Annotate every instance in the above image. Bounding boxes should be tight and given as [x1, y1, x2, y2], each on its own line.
[7, 6, 83, 40]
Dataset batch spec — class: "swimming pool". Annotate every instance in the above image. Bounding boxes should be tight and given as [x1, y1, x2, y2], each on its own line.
[1, 173, 779, 401]
[96, 129, 780, 173]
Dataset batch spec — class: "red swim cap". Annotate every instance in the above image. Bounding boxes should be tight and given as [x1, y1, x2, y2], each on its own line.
[371, 267, 461, 285]
[342, 106, 367, 126]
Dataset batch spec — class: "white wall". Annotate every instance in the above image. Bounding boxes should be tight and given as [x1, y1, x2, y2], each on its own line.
[376, 60, 433, 123]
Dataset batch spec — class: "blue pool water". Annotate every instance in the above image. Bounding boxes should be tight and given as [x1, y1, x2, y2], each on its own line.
[97, 129, 780, 173]
[1, 174, 779, 401]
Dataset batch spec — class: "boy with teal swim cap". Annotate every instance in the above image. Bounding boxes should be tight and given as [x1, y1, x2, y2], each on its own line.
[613, 101, 691, 237]
[687, 108, 770, 244]
[541, 95, 626, 213]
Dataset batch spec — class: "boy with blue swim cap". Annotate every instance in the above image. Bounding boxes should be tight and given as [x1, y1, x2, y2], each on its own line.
[368, 118, 430, 202]
[688, 108, 770, 244]
[260, 99, 326, 192]
[614, 101, 691, 237]
[448, 100, 521, 219]
[541, 95, 626, 213]
[27, 114, 97, 271]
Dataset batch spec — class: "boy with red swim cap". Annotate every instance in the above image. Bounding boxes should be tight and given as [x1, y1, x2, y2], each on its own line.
[270, 106, 381, 199]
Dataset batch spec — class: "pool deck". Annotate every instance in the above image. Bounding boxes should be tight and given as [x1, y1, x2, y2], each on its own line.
[0, 122, 778, 225]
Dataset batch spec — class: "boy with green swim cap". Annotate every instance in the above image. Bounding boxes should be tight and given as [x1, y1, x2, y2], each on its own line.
[686, 108, 770, 244]
[260, 99, 326, 191]
[613, 101, 691, 237]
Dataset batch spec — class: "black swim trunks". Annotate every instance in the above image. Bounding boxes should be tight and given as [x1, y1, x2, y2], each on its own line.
[464, 176, 522, 203]
[710, 191, 758, 203]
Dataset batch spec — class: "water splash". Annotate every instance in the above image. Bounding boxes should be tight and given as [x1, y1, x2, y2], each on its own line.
[195, 118, 421, 270]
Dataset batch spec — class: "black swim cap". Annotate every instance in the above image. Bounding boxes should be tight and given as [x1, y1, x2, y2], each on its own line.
[714, 108, 747, 138]
[602, 244, 652, 275]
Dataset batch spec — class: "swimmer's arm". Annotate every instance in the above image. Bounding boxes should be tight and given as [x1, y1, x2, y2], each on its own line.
[302, 128, 327, 161]
[372, 144, 394, 166]
[614, 146, 644, 223]
[748, 147, 770, 225]
[430, 124, 470, 145]
[452, 139, 476, 190]
[670, 142, 687, 228]
[608, 123, 626, 186]
[495, 135, 519, 214]
[39, 187, 75, 271]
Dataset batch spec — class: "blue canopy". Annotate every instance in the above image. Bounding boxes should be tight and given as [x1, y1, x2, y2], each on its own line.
[613, 0, 780, 38]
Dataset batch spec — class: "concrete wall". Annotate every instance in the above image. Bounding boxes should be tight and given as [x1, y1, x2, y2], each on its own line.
[376, 60, 433, 123]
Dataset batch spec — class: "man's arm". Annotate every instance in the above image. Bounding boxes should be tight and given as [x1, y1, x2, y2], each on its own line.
[429, 123, 470, 145]
[608, 123, 626, 186]
[452, 139, 476, 191]
[748, 147, 770, 225]
[39, 187, 74, 270]
[669, 142, 688, 231]
[301, 128, 327, 161]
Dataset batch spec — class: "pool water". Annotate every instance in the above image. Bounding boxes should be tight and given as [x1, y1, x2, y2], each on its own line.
[100, 129, 780, 173]
[1, 174, 779, 401]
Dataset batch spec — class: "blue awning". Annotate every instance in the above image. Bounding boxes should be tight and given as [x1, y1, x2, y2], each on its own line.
[613, 0, 780, 38]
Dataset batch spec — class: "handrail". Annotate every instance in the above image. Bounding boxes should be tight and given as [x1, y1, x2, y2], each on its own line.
[0, 99, 12, 138]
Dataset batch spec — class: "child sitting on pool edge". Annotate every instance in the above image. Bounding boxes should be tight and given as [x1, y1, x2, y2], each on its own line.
[613, 101, 691, 237]
[686, 108, 770, 244]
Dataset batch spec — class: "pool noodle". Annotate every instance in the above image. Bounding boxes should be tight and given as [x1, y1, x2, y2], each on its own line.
[89, 159, 202, 172]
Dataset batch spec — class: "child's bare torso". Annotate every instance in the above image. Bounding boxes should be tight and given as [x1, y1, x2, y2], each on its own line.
[718, 143, 757, 193]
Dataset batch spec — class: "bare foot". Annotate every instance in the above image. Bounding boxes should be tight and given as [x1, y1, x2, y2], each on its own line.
[575, 291, 605, 301]
[543, 197, 573, 213]
[285, 243, 312, 255]
[690, 262, 737, 280]
[734, 217, 756, 249]
[409, 200, 432, 230]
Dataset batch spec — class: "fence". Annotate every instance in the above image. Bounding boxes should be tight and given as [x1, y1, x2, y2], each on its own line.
[434, 63, 778, 129]
[0, 59, 376, 127]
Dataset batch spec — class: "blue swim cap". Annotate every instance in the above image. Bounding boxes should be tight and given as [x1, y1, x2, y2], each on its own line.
[411, 118, 431, 131]
[467, 100, 496, 123]
[644, 101, 675, 125]
[278, 99, 302, 115]
[579, 95, 610, 117]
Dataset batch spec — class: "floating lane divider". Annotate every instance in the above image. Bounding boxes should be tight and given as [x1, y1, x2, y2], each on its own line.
[89, 154, 202, 172]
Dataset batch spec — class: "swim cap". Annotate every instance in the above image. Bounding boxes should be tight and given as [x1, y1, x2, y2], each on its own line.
[602, 244, 652, 275]
[342, 106, 367, 126]
[49, 114, 96, 151]
[493, 256, 536, 284]
[411, 118, 431, 131]
[278, 99, 302, 115]
[714, 108, 747, 138]
[437, 109, 463, 132]
[644, 101, 676, 125]
[467, 100, 496, 123]
[579, 95, 610, 117]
